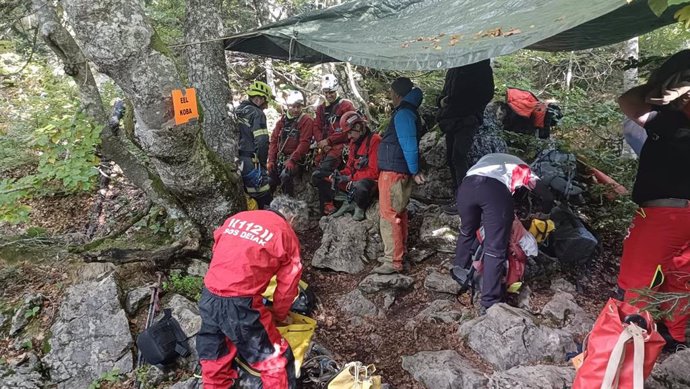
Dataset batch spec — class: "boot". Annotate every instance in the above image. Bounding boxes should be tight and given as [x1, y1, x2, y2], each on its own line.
[332, 201, 355, 218]
[352, 206, 366, 221]
[371, 262, 403, 274]
[323, 202, 337, 216]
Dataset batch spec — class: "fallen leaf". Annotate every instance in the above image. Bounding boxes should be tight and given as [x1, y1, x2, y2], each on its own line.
[438, 32, 446, 37]
[416, 37, 424, 41]
[401, 42, 410, 48]
[504, 28, 522, 36]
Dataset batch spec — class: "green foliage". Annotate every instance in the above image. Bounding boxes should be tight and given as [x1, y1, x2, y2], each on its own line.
[23, 306, 40, 319]
[163, 273, 203, 301]
[88, 368, 122, 389]
[0, 63, 101, 224]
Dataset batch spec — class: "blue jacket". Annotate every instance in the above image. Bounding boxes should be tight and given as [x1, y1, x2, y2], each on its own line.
[378, 87, 423, 175]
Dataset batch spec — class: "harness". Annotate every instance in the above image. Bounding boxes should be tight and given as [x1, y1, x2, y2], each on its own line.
[277, 114, 304, 164]
[321, 100, 343, 136]
[347, 131, 373, 179]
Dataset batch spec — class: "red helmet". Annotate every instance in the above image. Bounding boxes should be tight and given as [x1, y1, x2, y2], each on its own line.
[340, 111, 367, 133]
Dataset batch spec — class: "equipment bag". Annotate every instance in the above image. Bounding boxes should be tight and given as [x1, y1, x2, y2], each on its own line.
[544, 204, 598, 268]
[327, 362, 382, 389]
[531, 149, 585, 198]
[529, 218, 555, 243]
[136, 308, 191, 366]
[262, 278, 316, 316]
[573, 298, 665, 389]
[234, 312, 317, 388]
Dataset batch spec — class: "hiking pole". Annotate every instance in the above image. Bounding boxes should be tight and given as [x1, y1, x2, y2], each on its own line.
[134, 272, 163, 388]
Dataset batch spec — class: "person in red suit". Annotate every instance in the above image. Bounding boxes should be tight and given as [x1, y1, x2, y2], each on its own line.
[311, 74, 356, 214]
[196, 195, 307, 389]
[315, 111, 381, 221]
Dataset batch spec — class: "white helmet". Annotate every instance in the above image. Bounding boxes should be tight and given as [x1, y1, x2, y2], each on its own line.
[321, 74, 339, 92]
[285, 90, 304, 106]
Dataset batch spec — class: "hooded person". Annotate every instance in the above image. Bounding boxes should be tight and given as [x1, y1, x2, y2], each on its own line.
[267, 90, 315, 196]
[196, 195, 308, 389]
[314, 111, 381, 221]
[237, 80, 275, 209]
[311, 74, 356, 214]
[372, 77, 426, 274]
[616, 50, 690, 353]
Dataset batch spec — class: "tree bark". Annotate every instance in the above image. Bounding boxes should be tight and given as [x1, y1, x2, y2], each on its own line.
[32, 0, 194, 237]
[60, 0, 242, 239]
[184, 0, 238, 167]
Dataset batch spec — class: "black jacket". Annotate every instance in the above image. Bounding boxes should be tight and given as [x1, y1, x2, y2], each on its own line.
[437, 60, 494, 120]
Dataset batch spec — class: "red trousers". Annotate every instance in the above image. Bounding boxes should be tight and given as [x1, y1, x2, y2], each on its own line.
[617, 206, 690, 342]
[378, 171, 413, 265]
[197, 290, 295, 389]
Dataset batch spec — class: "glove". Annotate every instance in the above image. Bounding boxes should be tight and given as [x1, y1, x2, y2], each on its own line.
[285, 159, 296, 173]
[267, 161, 275, 173]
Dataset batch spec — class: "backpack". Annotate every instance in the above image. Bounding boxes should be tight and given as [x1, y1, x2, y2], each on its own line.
[261, 278, 316, 316]
[543, 204, 598, 269]
[531, 149, 585, 199]
[454, 216, 538, 298]
[136, 308, 191, 366]
[504, 88, 561, 139]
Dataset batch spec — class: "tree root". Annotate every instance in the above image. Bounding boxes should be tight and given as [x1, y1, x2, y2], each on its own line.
[70, 201, 152, 254]
[81, 241, 194, 267]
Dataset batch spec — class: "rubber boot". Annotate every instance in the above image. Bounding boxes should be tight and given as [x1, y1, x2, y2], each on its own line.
[332, 201, 355, 218]
[352, 206, 366, 221]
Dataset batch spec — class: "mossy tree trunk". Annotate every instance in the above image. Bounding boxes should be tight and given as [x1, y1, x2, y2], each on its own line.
[60, 0, 243, 241]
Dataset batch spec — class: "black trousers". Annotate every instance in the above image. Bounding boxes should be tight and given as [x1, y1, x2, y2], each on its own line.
[315, 178, 377, 210]
[439, 115, 482, 192]
[453, 175, 514, 309]
[269, 164, 302, 197]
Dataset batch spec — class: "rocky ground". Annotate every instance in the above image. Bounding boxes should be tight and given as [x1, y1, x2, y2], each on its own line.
[1, 135, 689, 388]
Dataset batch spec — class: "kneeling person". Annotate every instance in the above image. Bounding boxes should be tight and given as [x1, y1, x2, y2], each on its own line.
[268, 91, 315, 196]
[197, 196, 307, 389]
[315, 112, 380, 220]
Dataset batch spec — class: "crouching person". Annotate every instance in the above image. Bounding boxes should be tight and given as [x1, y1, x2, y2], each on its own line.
[451, 153, 552, 314]
[315, 111, 381, 220]
[197, 195, 307, 389]
[267, 91, 315, 196]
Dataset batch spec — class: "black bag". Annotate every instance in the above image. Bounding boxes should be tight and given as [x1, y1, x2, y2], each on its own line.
[531, 149, 585, 199]
[136, 308, 191, 366]
[544, 205, 598, 268]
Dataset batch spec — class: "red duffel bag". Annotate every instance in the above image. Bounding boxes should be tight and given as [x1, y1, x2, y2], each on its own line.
[573, 298, 665, 389]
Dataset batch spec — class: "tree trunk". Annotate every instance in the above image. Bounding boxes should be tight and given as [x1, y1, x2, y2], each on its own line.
[33, 0, 193, 236]
[184, 0, 238, 167]
[622, 37, 639, 159]
[60, 0, 242, 239]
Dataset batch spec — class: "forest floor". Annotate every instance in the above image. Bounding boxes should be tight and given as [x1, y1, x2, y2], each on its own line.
[0, 172, 627, 388]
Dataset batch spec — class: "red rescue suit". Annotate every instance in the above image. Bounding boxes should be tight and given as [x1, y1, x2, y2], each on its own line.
[314, 98, 356, 164]
[199, 210, 302, 389]
[340, 132, 381, 182]
[268, 113, 314, 167]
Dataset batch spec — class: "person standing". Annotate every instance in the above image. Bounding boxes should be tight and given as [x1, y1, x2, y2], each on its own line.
[373, 77, 425, 274]
[237, 80, 274, 209]
[437, 60, 495, 215]
[267, 91, 314, 196]
[616, 50, 690, 353]
[311, 74, 356, 214]
[196, 196, 307, 389]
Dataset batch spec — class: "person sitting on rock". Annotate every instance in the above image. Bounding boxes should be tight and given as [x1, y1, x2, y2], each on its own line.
[450, 153, 552, 314]
[267, 90, 315, 197]
[197, 195, 307, 389]
[311, 74, 356, 214]
[315, 111, 381, 221]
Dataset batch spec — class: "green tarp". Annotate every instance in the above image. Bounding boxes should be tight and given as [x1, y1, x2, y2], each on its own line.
[224, 0, 682, 70]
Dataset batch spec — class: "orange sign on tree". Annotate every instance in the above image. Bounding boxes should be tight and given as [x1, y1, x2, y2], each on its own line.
[171, 88, 199, 125]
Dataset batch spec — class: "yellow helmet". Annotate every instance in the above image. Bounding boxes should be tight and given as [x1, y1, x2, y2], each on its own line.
[246, 80, 274, 101]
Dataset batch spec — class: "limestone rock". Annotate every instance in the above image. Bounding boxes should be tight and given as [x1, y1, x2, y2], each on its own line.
[488, 365, 576, 388]
[405, 300, 465, 331]
[186, 259, 209, 277]
[550, 278, 576, 294]
[647, 348, 690, 388]
[424, 269, 461, 295]
[312, 214, 381, 273]
[408, 248, 435, 263]
[79, 262, 115, 281]
[165, 294, 202, 370]
[167, 377, 202, 389]
[0, 352, 44, 389]
[413, 132, 453, 202]
[402, 350, 488, 389]
[458, 303, 577, 370]
[419, 206, 460, 253]
[540, 292, 594, 336]
[44, 274, 133, 389]
[125, 286, 151, 315]
[336, 289, 378, 318]
[358, 273, 414, 294]
[9, 293, 44, 336]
